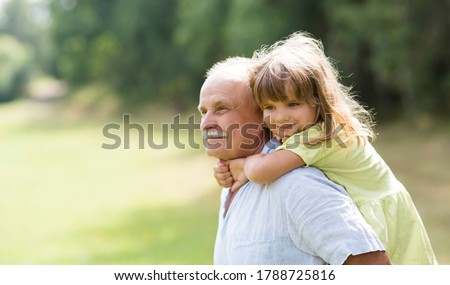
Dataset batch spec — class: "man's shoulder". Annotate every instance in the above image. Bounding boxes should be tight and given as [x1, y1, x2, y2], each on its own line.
[273, 166, 327, 185]
[271, 167, 349, 198]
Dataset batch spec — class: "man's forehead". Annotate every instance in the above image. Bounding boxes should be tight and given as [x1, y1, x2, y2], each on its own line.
[198, 67, 253, 111]
[209, 66, 249, 85]
[198, 92, 235, 112]
[201, 75, 235, 93]
[200, 75, 246, 98]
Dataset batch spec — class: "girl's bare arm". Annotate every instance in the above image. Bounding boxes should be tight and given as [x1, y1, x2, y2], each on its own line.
[244, 150, 305, 184]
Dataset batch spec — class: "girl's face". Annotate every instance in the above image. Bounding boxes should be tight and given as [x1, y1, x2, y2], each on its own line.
[262, 92, 318, 141]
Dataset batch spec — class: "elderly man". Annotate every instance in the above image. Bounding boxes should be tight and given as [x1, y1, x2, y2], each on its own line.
[198, 57, 391, 265]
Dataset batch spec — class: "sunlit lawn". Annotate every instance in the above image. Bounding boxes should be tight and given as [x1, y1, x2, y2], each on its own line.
[0, 99, 449, 264]
[0, 99, 219, 264]
[374, 120, 450, 264]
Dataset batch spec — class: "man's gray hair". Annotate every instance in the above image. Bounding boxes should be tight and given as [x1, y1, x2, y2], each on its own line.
[205, 56, 253, 85]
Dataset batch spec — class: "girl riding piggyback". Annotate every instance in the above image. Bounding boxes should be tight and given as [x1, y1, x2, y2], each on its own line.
[215, 31, 437, 265]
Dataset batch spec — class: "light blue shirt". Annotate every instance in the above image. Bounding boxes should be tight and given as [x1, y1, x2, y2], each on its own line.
[214, 139, 384, 265]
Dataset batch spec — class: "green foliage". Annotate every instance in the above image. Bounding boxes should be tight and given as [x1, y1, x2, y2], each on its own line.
[224, 0, 327, 56]
[175, 0, 229, 69]
[324, 0, 450, 118]
[0, 99, 219, 264]
[50, 0, 120, 82]
[0, 0, 37, 44]
[0, 0, 53, 75]
[0, 35, 31, 101]
[8, 0, 446, 117]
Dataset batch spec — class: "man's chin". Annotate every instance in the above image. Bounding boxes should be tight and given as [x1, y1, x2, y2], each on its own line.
[205, 148, 235, 161]
[205, 148, 225, 159]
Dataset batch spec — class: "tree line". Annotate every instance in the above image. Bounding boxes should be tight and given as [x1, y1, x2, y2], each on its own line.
[1, 0, 449, 120]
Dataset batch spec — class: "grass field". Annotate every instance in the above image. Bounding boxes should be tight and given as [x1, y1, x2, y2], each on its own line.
[0, 99, 449, 264]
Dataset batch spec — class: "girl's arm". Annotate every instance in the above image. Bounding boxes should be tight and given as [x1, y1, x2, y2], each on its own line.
[244, 150, 305, 184]
[225, 150, 306, 192]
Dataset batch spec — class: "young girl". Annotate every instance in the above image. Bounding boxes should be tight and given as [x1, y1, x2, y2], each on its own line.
[215, 32, 437, 265]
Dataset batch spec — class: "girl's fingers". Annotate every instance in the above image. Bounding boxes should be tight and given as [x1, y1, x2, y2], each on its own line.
[219, 176, 233, 188]
[214, 162, 230, 174]
[214, 166, 230, 174]
[214, 171, 232, 181]
[214, 159, 232, 187]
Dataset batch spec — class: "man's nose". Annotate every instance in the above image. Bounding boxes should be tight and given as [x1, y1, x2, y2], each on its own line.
[200, 110, 213, 130]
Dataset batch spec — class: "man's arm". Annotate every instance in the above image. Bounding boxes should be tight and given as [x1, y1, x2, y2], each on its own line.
[344, 251, 391, 265]
[282, 168, 390, 265]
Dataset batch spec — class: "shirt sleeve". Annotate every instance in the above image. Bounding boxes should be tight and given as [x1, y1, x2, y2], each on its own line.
[282, 168, 385, 264]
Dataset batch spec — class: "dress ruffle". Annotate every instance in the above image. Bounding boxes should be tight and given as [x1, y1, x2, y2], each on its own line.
[358, 190, 438, 264]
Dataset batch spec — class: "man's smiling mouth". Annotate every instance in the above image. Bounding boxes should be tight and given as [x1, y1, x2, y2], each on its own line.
[202, 129, 227, 139]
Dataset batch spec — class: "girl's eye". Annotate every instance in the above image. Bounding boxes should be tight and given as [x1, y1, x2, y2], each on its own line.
[288, 102, 301, 107]
[263, 105, 274, 110]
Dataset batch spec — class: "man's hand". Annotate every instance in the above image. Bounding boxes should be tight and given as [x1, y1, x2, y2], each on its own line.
[214, 159, 233, 188]
[229, 158, 249, 192]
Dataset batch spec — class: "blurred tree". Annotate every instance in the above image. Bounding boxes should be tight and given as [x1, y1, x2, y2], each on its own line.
[0, 0, 52, 101]
[50, 0, 119, 83]
[51, 0, 186, 107]
[0, 35, 31, 101]
[47, 0, 449, 117]
[324, 0, 450, 119]
[174, 0, 230, 108]
[0, 0, 53, 73]
[110, 0, 180, 104]
[224, 0, 327, 56]
[0, 0, 37, 44]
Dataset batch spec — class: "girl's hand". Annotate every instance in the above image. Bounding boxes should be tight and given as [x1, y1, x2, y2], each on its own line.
[228, 158, 249, 192]
[213, 159, 233, 188]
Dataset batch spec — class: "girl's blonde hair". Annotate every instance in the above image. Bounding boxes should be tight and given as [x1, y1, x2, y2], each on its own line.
[249, 31, 376, 145]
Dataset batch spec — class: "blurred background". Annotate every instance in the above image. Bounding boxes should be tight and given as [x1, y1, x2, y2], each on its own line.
[0, 0, 448, 264]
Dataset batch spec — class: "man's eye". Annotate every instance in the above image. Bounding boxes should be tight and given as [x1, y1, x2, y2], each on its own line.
[217, 106, 227, 111]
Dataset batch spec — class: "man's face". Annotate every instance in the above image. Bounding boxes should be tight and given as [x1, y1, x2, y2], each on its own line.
[198, 72, 264, 160]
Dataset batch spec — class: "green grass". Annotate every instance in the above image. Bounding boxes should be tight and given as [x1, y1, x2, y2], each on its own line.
[0, 99, 449, 264]
[374, 120, 450, 264]
[0, 99, 219, 264]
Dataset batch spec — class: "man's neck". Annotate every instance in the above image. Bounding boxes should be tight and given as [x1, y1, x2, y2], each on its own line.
[223, 130, 270, 217]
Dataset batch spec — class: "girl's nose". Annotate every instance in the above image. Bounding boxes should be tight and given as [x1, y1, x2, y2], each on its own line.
[272, 109, 289, 123]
